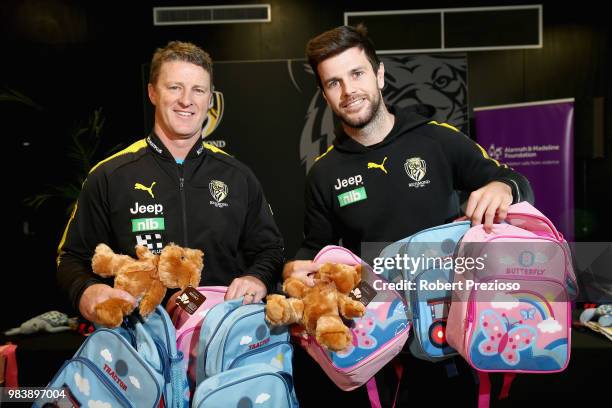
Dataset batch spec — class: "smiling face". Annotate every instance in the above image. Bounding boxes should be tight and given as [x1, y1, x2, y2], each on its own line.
[148, 60, 212, 141]
[317, 47, 385, 129]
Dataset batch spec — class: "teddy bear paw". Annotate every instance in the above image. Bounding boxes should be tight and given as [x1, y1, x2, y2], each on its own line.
[95, 298, 135, 328]
[265, 294, 293, 325]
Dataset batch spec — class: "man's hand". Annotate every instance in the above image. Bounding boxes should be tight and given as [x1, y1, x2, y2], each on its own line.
[465, 181, 513, 233]
[78, 283, 136, 324]
[282, 260, 320, 286]
[226, 276, 267, 304]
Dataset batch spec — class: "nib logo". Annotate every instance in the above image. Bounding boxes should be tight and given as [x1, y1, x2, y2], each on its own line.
[131, 218, 165, 232]
[337, 187, 367, 207]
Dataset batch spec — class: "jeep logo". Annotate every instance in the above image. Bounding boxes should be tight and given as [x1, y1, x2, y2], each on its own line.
[129, 202, 164, 215]
[334, 174, 363, 190]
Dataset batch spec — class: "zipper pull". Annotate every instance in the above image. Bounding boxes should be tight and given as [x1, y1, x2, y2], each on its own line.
[180, 177, 184, 190]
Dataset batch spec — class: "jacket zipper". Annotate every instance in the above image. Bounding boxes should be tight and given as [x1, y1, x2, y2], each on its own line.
[178, 164, 188, 246]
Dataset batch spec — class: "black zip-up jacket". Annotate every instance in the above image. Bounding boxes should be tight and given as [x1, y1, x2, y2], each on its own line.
[57, 133, 284, 311]
[295, 107, 534, 259]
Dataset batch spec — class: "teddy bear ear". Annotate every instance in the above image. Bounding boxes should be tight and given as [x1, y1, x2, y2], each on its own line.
[187, 248, 204, 260]
[354, 264, 362, 274]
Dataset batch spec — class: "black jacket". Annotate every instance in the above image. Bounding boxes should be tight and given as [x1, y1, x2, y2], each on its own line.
[57, 133, 284, 311]
[296, 107, 534, 259]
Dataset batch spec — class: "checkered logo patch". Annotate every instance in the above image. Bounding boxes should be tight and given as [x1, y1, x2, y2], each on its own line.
[136, 233, 163, 250]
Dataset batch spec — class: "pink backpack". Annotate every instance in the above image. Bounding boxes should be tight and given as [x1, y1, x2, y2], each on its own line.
[169, 286, 227, 388]
[446, 202, 577, 406]
[294, 246, 409, 405]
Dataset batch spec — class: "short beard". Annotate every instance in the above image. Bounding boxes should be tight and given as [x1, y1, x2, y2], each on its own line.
[338, 92, 382, 129]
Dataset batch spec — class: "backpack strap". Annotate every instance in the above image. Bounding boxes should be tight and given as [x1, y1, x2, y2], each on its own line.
[498, 373, 517, 400]
[366, 377, 382, 408]
[477, 371, 491, 408]
[366, 357, 404, 408]
[444, 358, 459, 378]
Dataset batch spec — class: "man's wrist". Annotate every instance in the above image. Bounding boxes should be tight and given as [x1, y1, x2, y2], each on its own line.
[495, 178, 518, 203]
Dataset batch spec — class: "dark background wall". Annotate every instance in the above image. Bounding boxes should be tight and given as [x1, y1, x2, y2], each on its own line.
[1, 0, 609, 327]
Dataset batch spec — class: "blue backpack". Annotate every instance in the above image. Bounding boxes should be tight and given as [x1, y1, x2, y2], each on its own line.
[380, 221, 470, 361]
[194, 298, 298, 407]
[35, 306, 188, 408]
[195, 298, 293, 382]
[135, 306, 189, 407]
[192, 363, 297, 408]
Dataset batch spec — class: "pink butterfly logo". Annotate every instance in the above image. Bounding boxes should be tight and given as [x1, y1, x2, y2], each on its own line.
[336, 315, 377, 357]
[478, 309, 537, 366]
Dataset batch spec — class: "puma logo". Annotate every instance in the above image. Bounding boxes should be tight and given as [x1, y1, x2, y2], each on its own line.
[134, 182, 156, 198]
[367, 157, 388, 174]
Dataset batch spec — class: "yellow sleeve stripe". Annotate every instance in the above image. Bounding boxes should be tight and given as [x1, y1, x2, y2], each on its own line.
[428, 121, 506, 168]
[89, 139, 148, 174]
[57, 139, 148, 263]
[204, 142, 231, 156]
[315, 145, 334, 162]
[56, 203, 78, 265]
[428, 120, 460, 132]
[474, 142, 502, 167]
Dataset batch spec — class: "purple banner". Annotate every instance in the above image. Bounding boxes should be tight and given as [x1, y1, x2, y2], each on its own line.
[474, 99, 574, 241]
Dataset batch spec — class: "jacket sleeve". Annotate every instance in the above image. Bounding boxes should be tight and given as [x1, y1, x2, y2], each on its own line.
[434, 125, 534, 204]
[294, 171, 339, 260]
[240, 169, 285, 292]
[56, 169, 113, 312]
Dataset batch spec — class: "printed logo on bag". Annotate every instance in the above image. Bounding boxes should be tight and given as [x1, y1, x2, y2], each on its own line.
[404, 157, 431, 188]
[134, 181, 157, 198]
[209, 180, 229, 208]
[337, 187, 367, 207]
[131, 217, 165, 232]
[239, 324, 271, 350]
[136, 233, 164, 252]
[367, 157, 388, 174]
[103, 361, 129, 391]
[130, 202, 164, 215]
[334, 174, 363, 190]
[501, 251, 547, 276]
[99, 349, 131, 392]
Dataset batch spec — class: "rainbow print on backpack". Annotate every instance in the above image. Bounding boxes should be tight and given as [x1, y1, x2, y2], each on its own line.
[447, 202, 577, 373]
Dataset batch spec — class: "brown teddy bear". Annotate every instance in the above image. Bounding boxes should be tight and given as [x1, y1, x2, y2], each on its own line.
[91, 243, 203, 327]
[265, 263, 366, 351]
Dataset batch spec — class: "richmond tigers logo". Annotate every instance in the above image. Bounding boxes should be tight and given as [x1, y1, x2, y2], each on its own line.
[297, 54, 468, 174]
[209, 180, 228, 203]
